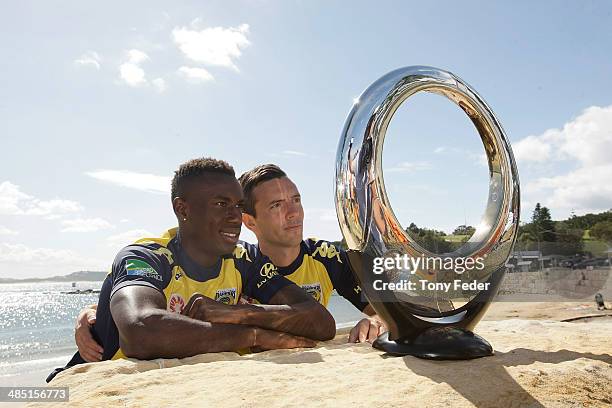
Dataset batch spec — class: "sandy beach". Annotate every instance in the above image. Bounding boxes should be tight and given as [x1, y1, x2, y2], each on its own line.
[30, 300, 611, 408]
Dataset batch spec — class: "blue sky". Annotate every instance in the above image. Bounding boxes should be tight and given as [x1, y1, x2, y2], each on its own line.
[1, 1, 611, 278]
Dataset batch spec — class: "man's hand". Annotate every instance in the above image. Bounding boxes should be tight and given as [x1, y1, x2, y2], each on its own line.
[75, 305, 103, 362]
[253, 328, 317, 352]
[348, 316, 386, 343]
[182, 294, 237, 323]
[182, 295, 318, 351]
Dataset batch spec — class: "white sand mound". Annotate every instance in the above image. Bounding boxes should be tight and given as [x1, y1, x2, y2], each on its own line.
[33, 314, 612, 408]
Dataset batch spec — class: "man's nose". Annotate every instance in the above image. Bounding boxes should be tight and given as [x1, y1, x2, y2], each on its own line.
[286, 202, 299, 219]
[226, 206, 242, 222]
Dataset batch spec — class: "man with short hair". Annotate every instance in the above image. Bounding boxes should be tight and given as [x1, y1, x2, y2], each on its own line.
[48, 158, 334, 381]
[237, 164, 386, 343]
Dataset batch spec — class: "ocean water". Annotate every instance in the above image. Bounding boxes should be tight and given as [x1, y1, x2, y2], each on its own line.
[0, 282, 102, 386]
[0, 281, 364, 387]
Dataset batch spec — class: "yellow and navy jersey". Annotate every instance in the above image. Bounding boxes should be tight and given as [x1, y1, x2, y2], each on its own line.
[243, 239, 367, 311]
[92, 227, 292, 361]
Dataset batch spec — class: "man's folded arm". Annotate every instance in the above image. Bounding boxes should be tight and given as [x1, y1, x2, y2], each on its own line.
[111, 285, 314, 360]
[184, 282, 336, 341]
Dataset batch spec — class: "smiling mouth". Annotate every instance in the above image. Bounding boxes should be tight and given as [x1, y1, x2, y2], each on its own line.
[220, 230, 239, 242]
[285, 224, 302, 231]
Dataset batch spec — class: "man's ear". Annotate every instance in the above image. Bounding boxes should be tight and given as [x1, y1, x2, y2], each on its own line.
[173, 197, 188, 221]
[242, 213, 257, 233]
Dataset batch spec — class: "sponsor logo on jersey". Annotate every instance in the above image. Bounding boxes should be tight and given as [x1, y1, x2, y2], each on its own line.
[312, 242, 342, 263]
[301, 283, 322, 303]
[168, 293, 186, 313]
[260, 263, 279, 279]
[257, 263, 279, 288]
[151, 247, 174, 264]
[214, 288, 237, 305]
[125, 259, 162, 281]
[233, 244, 251, 262]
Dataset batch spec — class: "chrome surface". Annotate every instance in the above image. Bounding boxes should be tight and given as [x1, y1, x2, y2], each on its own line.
[335, 66, 520, 338]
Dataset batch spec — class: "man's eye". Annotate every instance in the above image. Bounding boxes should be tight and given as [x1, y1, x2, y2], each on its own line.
[215, 201, 227, 207]
[294, 197, 301, 203]
[270, 203, 281, 209]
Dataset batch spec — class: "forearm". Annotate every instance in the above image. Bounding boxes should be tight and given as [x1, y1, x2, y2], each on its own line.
[119, 309, 257, 359]
[211, 302, 335, 341]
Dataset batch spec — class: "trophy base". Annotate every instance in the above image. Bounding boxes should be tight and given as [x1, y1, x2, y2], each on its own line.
[373, 327, 493, 360]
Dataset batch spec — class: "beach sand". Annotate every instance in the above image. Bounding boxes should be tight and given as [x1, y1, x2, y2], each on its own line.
[32, 301, 611, 408]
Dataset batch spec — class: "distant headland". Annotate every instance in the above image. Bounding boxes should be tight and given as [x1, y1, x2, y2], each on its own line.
[0, 270, 107, 284]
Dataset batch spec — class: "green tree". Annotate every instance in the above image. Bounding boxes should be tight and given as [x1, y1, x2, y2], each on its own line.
[452, 225, 476, 236]
[565, 210, 612, 230]
[531, 203, 556, 242]
[551, 221, 584, 255]
[590, 221, 612, 244]
[405, 223, 452, 253]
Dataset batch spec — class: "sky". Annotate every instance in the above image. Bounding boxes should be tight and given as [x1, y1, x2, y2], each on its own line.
[1, 1, 611, 278]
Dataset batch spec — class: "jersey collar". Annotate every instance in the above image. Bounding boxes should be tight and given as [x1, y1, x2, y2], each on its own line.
[260, 241, 307, 276]
[174, 229, 223, 281]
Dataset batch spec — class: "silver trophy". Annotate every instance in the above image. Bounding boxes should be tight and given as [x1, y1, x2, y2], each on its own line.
[335, 66, 520, 359]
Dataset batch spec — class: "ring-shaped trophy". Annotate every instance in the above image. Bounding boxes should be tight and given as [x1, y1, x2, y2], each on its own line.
[335, 66, 520, 359]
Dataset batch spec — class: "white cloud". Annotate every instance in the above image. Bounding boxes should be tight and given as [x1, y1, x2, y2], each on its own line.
[512, 135, 553, 163]
[385, 161, 432, 173]
[282, 150, 308, 157]
[74, 51, 101, 69]
[0, 243, 97, 268]
[517, 105, 612, 216]
[26, 199, 83, 216]
[0, 181, 82, 217]
[524, 164, 612, 213]
[303, 208, 342, 241]
[0, 181, 32, 215]
[107, 229, 154, 250]
[86, 170, 170, 194]
[172, 23, 250, 71]
[151, 77, 167, 92]
[433, 146, 487, 167]
[433, 146, 446, 154]
[0, 226, 17, 236]
[177, 66, 214, 83]
[127, 49, 149, 64]
[119, 49, 150, 87]
[119, 63, 147, 87]
[0, 242, 107, 278]
[61, 218, 114, 233]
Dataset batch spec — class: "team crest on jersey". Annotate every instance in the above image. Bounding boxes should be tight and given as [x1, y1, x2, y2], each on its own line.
[301, 283, 322, 303]
[168, 293, 186, 313]
[214, 288, 237, 305]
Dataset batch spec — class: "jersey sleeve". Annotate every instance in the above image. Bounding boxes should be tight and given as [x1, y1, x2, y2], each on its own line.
[109, 245, 172, 299]
[310, 239, 369, 312]
[234, 241, 293, 304]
